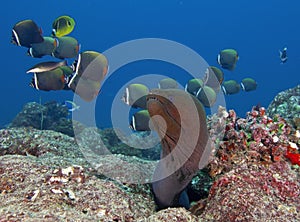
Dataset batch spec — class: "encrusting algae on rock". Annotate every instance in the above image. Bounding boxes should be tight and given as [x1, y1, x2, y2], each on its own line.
[0, 155, 156, 221]
[193, 105, 300, 221]
[1, 88, 300, 220]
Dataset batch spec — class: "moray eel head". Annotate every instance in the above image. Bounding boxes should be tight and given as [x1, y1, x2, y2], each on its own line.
[147, 89, 182, 155]
[147, 89, 211, 209]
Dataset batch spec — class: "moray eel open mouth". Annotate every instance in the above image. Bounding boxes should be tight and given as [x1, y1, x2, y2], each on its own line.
[146, 89, 211, 210]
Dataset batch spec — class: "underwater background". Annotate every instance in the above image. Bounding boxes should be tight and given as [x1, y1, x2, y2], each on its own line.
[1, 0, 299, 128]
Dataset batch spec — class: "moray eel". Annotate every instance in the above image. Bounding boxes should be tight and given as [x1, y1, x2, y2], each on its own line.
[147, 89, 211, 209]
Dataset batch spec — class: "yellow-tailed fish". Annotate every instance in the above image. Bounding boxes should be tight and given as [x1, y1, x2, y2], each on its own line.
[52, 15, 75, 37]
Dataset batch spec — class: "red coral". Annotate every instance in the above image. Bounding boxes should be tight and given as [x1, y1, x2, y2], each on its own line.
[285, 147, 300, 166]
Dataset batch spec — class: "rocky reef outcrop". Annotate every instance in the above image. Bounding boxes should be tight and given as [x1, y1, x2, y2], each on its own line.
[267, 84, 300, 130]
[0, 98, 299, 220]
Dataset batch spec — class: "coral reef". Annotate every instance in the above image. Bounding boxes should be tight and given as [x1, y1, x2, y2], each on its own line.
[143, 207, 198, 221]
[195, 106, 300, 221]
[0, 127, 158, 180]
[208, 106, 300, 176]
[0, 155, 155, 221]
[187, 168, 213, 202]
[0, 127, 86, 167]
[200, 162, 299, 221]
[98, 128, 161, 160]
[1, 102, 299, 220]
[8, 101, 78, 137]
[267, 84, 300, 129]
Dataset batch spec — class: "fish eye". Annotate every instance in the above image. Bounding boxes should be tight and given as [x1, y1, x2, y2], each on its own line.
[67, 21, 71, 26]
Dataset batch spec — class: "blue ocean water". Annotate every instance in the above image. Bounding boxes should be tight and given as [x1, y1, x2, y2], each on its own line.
[1, 0, 299, 129]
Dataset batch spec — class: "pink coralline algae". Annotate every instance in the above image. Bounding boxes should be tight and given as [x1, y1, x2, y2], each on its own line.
[199, 162, 299, 221]
[207, 106, 300, 178]
[194, 106, 300, 221]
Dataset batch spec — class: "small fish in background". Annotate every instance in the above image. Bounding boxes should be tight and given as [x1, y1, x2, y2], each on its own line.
[185, 78, 203, 95]
[279, 47, 288, 63]
[217, 49, 239, 71]
[63, 100, 80, 112]
[121, 83, 149, 109]
[130, 109, 152, 131]
[196, 85, 217, 108]
[52, 15, 76, 37]
[203, 66, 224, 93]
[240, 77, 257, 92]
[221, 80, 241, 95]
[11, 19, 44, 47]
[158, 78, 178, 89]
